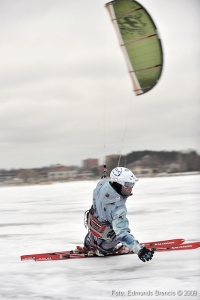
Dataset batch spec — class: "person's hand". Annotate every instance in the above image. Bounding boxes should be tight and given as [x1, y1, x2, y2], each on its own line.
[138, 247, 154, 262]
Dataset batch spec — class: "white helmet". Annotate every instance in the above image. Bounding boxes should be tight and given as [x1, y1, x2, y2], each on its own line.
[110, 167, 138, 188]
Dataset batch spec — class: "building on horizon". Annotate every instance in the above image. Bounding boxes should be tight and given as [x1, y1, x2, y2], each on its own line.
[82, 158, 99, 169]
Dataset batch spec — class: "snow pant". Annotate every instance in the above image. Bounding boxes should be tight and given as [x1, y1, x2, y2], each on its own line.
[84, 232, 121, 254]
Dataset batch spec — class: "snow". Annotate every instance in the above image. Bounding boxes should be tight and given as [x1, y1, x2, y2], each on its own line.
[0, 175, 200, 300]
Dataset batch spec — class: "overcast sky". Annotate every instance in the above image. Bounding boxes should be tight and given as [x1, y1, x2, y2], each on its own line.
[0, 0, 200, 169]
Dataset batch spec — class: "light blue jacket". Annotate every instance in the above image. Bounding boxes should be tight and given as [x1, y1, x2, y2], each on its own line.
[92, 179, 141, 253]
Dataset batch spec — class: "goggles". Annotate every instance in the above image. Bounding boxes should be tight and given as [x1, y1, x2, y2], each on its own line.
[123, 182, 135, 188]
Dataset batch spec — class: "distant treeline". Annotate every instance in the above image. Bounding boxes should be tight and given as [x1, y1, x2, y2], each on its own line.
[105, 150, 200, 174]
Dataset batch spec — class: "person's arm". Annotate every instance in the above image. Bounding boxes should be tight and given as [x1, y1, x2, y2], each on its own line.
[112, 207, 154, 262]
[111, 206, 141, 253]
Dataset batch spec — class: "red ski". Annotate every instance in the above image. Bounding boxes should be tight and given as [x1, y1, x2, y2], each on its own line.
[156, 242, 200, 252]
[21, 241, 200, 262]
[21, 238, 185, 261]
[141, 238, 185, 248]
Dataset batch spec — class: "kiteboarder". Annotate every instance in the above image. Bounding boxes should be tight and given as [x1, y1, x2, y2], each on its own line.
[84, 167, 154, 262]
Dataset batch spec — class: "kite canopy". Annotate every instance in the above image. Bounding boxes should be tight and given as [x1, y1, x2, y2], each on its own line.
[105, 0, 163, 95]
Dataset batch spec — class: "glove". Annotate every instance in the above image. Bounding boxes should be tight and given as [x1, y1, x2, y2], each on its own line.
[138, 247, 154, 262]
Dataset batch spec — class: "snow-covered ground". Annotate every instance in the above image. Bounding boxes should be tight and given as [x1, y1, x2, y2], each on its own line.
[0, 175, 200, 300]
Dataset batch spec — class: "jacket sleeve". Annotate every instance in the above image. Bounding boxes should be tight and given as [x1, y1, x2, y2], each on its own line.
[111, 207, 142, 254]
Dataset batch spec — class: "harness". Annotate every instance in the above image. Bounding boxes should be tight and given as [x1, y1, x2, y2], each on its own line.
[84, 206, 116, 241]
